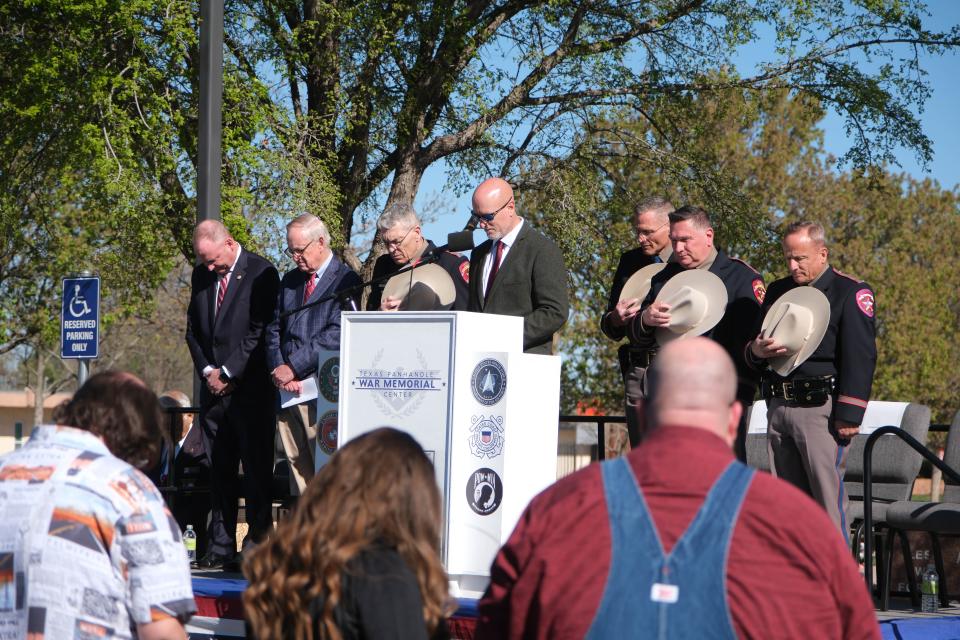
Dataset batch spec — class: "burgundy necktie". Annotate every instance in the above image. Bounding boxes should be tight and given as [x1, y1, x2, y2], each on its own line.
[216, 274, 229, 315]
[485, 240, 505, 302]
[303, 272, 317, 303]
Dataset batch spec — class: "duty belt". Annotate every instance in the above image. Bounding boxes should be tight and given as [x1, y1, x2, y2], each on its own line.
[761, 376, 835, 404]
[625, 347, 658, 369]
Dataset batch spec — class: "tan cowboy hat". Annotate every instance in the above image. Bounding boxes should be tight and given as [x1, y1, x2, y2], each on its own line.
[618, 263, 667, 304]
[654, 269, 728, 345]
[383, 263, 456, 310]
[760, 286, 830, 376]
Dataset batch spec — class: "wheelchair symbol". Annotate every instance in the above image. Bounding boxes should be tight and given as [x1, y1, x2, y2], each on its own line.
[68, 284, 92, 318]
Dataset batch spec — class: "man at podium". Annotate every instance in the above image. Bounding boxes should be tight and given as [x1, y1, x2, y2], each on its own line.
[467, 177, 569, 354]
[367, 203, 470, 311]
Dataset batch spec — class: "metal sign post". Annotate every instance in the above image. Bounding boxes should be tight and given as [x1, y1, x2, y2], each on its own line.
[61, 275, 100, 385]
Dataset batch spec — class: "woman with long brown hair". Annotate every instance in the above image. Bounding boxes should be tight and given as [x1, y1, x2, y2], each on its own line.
[243, 427, 452, 639]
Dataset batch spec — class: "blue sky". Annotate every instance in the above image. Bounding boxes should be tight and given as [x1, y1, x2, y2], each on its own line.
[411, 3, 960, 249]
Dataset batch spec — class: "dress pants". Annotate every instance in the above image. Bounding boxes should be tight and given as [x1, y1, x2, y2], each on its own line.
[277, 401, 317, 496]
[199, 390, 275, 556]
[766, 396, 849, 540]
[624, 364, 647, 448]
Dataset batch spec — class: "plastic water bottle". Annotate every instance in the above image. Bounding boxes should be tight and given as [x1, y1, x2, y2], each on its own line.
[183, 524, 197, 563]
[921, 564, 939, 613]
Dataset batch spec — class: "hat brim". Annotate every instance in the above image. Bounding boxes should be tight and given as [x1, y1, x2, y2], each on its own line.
[382, 263, 456, 310]
[761, 286, 831, 377]
[618, 263, 667, 304]
[654, 269, 729, 345]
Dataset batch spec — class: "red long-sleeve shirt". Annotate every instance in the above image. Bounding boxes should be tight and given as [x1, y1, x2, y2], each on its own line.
[476, 426, 879, 640]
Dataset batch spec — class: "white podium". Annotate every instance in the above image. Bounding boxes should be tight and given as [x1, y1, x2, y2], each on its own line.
[338, 311, 561, 597]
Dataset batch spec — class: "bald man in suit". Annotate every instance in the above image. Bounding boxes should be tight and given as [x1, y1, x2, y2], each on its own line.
[468, 178, 569, 354]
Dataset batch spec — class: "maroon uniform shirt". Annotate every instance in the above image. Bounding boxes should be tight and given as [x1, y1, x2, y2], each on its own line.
[476, 427, 879, 640]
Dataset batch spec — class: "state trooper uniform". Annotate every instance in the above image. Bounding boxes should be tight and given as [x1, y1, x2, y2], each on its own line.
[601, 248, 665, 447]
[748, 266, 877, 537]
[366, 239, 470, 311]
[633, 248, 765, 459]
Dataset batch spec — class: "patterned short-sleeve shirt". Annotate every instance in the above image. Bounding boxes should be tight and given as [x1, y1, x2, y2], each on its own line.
[0, 425, 195, 639]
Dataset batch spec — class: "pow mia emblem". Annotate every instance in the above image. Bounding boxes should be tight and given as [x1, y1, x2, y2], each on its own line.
[318, 357, 340, 403]
[318, 410, 339, 455]
[466, 468, 503, 516]
[469, 415, 505, 459]
[471, 359, 506, 406]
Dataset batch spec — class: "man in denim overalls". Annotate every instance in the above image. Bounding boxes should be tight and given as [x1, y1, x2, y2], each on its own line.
[476, 337, 877, 640]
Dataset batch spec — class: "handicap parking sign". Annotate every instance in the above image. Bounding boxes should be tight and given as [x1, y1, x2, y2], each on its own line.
[61, 276, 100, 359]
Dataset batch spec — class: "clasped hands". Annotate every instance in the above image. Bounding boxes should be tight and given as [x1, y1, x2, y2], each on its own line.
[205, 369, 234, 396]
[271, 364, 302, 394]
[609, 300, 672, 330]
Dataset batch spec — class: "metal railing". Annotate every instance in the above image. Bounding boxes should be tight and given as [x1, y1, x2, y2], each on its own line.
[558, 414, 627, 462]
[862, 425, 960, 603]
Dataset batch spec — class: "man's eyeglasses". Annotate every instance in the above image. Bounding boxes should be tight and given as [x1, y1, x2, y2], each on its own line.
[284, 238, 315, 258]
[383, 226, 415, 249]
[471, 198, 513, 223]
[636, 221, 668, 240]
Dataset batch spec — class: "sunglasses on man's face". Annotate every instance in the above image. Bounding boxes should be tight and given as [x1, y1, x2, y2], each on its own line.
[471, 198, 512, 222]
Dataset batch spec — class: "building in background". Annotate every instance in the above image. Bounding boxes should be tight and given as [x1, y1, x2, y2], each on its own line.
[0, 389, 72, 454]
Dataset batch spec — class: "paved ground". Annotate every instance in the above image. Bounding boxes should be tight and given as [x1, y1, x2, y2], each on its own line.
[876, 596, 960, 621]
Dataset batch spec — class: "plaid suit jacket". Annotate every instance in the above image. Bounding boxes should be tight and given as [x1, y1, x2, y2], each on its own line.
[265, 255, 361, 378]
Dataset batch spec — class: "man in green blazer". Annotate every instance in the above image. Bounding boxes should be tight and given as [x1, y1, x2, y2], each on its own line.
[468, 178, 569, 354]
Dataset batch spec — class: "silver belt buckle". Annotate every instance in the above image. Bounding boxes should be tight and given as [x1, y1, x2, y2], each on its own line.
[782, 382, 794, 402]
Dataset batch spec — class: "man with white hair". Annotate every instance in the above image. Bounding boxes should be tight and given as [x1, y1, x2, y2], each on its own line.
[366, 202, 469, 311]
[476, 338, 878, 640]
[266, 213, 361, 495]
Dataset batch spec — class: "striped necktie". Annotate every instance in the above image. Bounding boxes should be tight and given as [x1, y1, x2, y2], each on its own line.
[303, 272, 317, 303]
[216, 273, 229, 315]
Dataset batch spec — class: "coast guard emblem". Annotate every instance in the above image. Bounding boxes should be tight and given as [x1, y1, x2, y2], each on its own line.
[471, 359, 507, 406]
[469, 415, 505, 459]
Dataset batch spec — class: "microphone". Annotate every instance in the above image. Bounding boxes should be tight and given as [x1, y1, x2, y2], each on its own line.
[463, 214, 480, 232]
[444, 230, 475, 253]
[422, 231, 475, 260]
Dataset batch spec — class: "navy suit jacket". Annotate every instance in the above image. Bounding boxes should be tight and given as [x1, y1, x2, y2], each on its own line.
[185, 248, 279, 397]
[266, 255, 361, 379]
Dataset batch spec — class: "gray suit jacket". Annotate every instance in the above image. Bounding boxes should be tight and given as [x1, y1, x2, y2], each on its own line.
[468, 221, 569, 354]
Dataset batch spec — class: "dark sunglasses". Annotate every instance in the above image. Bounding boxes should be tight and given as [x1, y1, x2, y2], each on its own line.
[471, 198, 512, 222]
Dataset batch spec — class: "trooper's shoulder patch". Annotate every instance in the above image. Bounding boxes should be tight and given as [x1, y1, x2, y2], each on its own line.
[855, 289, 875, 318]
[458, 260, 470, 283]
[752, 279, 766, 304]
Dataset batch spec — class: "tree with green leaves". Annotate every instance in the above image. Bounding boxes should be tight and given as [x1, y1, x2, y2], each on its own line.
[522, 86, 960, 423]
[2, 0, 959, 417]
[5, 0, 959, 253]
